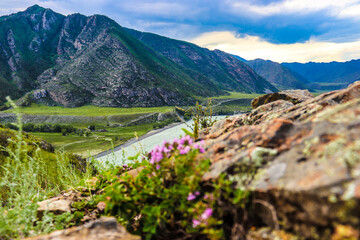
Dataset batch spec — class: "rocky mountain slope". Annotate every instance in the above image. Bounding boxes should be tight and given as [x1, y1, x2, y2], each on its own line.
[0, 5, 276, 107]
[283, 59, 360, 90]
[247, 58, 309, 90]
[125, 28, 277, 94]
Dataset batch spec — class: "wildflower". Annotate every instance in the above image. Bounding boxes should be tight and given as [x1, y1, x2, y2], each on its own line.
[187, 193, 196, 201]
[156, 164, 161, 170]
[192, 219, 201, 227]
[201, 208, 213, 220]
[122, 164, 128, 168]
[180, 146, 191, 155]
[180, 135, 193, 146]
[195, 191, 200, 196]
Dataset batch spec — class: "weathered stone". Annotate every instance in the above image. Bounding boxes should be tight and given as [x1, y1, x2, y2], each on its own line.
[37, 198, 71, 214]
[200, 82, 360, 238]
[24, 217, 140, 240]
[251, 89, 313, 109]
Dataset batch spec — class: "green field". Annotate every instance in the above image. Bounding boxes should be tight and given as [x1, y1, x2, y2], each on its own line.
[1, 104, 176, 156]
[30, 123, 155, 157]
[5, 104, 173, 116]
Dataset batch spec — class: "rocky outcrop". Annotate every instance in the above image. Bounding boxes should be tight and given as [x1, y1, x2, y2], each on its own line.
[25, 217, 140, 240]
[200, 82, 360, 238]
[251, 89, 313, 109]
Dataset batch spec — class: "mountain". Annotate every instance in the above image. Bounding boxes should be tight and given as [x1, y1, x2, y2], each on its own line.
[0, 5, 277, 107]
[231, 55, 248, 62]
[282, 60, 360, 90]
[125, 28, 277, 94]
[247, 59, 309, 90]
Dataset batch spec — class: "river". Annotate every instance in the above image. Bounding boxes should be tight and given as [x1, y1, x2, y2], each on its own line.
[95, 116, 227, 166]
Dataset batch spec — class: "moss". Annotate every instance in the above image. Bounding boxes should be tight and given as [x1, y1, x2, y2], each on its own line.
[250, 147, 278, 167]
[302, 137, 320, 157]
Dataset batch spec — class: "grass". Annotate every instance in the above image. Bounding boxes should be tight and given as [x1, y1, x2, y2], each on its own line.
[30, 123, 155, 157]
[0, 98, 94, 239]
[4, 104, 174, 116]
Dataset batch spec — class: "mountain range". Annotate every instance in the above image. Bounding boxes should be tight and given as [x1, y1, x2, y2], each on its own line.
[0, 5, 276, 107]
[242, 58, 360, 91]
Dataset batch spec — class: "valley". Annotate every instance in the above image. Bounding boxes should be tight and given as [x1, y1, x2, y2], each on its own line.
[1, 3, 360, 240]
[0, 93, 259, 156]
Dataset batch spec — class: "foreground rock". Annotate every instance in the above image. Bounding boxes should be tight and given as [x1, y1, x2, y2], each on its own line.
[251, 89, 313, 109]
[200, 81, 360, 239]
[25, 217, 140, 240]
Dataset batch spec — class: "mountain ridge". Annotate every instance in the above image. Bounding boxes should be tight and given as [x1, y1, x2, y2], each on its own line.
[0, 5, 277, 107]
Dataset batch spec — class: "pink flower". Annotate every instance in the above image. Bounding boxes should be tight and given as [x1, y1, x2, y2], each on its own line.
[156, 164, 161, 170]
[187, 193, 196, 201]
[195, 191, 200, 196]
[192, 219, 200, 228]
[180, 146, 191, 155]
[199, 147, 205, 153]
[200, 208, 213, 221]
[180, 135, 193, 146]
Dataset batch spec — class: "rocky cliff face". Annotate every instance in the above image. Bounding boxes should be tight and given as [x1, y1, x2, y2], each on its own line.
[0, 5, 277, 107]
[200, 81, 360, 238]
[125, 28, 277, 94]
[247, 58, 309, 90]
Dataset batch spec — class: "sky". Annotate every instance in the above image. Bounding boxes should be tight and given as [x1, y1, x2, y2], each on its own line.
[1, 0, 360, 63]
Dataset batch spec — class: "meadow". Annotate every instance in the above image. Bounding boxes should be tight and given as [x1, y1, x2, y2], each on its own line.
[4, 104, 173, 116]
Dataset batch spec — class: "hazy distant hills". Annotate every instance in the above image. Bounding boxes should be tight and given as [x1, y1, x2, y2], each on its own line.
[247, 59, 309, 90]
[282, 60, 360, 90]
[243, 57, 360, 91]
[0, 5, 277, 107]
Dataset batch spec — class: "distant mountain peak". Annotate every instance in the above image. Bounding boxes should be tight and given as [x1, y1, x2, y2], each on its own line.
[24, 4, 46, 14]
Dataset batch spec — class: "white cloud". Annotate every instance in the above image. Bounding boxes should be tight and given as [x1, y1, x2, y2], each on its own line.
[227, 0, 360, 17]
[190, 31, 360, 63]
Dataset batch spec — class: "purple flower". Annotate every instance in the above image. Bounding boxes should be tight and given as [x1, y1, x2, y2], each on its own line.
[180, 146, 191, 155]
[201, 208, 213, 220]
[192, 219, 200, 228]
[195, 191, 200, 196]
[187, 193, 196, 201]
[156, 164, 161, 170]
[180, 135, 193, 146]
[199, 147, 205, 153]
[122, 164, 128, 168]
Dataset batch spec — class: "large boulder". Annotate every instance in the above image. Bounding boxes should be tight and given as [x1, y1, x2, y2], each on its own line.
[200, 81, 360, 239]
[251, 89, 314, 109]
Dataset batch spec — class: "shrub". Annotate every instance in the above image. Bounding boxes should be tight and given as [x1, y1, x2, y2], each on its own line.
[100, 135, 249, 240]
[88, 125, 96, 131]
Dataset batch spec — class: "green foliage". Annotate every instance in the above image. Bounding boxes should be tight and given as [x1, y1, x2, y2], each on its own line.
[101, 143, 216, 239]
[0, 98, 94, 239]
[189, 100, 216, 139]
[99, 135, 251, 239]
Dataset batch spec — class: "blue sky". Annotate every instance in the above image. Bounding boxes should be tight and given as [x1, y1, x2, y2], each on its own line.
[1, 0, 360, 62]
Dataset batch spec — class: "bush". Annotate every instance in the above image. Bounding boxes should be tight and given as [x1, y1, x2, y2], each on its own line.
[100, 135, 249, 240]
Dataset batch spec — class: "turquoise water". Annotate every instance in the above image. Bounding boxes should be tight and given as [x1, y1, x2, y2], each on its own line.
[96, 116, 227, 165]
